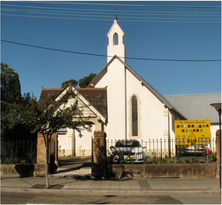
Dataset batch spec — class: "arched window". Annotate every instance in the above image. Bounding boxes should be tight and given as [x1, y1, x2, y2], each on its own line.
[132, 95, 138, 136]
[113, 33, 118, 45]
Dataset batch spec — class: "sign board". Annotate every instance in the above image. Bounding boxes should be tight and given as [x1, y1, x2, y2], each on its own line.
[175, 120, 211, 145]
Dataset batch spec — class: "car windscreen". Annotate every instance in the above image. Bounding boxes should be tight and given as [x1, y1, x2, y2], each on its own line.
[115, 141, 141, 148]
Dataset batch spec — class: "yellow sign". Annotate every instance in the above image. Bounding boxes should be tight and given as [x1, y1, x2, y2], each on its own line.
[175, 120, 211, 145]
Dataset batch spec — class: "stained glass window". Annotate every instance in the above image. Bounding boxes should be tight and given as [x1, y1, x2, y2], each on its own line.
[132, 95, 138, 136]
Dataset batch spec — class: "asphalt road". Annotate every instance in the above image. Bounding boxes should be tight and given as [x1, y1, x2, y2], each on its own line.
[1, 192, 221, 204]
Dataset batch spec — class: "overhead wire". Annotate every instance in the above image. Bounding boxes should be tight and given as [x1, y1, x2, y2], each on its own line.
[1, 7, 221, 18]
[28, 1, 221, 9]
[1, 2, 220, 23]
[1, 3, 221, 15]
[1, 2, 220, 61]
[2, 8, 220, 22]
[1, 39, 221, 62]
[1, 13, 219, 24]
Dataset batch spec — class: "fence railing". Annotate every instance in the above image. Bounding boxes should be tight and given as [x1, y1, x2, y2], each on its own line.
[106, 138, 216, 160]
[1, 140, 37, 164]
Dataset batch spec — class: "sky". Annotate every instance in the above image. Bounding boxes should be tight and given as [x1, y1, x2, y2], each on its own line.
[1, 1, 221, 100]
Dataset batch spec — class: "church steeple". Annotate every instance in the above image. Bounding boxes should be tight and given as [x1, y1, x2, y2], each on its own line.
[107, 19, 126, 63]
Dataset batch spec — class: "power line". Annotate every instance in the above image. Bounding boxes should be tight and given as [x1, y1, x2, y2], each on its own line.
[2, 7, 221, 19]
[1, 39, 221, 62]
[30, 1, 221, 9]
[2, 8, 220, 22]
[1, 13, 220, 24]
[1, 2, 220, 24]
[2, 3, 221, 15]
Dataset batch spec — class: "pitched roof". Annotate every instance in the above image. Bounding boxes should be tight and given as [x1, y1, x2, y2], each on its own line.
[87, 55, 179, 112]
[39, 87, 107, 119]
[165, 93, 221, 123]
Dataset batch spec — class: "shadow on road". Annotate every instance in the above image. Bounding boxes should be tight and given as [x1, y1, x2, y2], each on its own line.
[56, 157, 92, 174]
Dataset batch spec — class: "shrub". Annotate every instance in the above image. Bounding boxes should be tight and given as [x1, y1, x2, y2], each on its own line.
[193, 158, 199, 163]
[153, 159, 158, 164]
[162, 158, 168, 164]
[0, 156, 20, 164]
[178, 158, 184, 163]
[169, 159, 176, 164]
[210, 153, 217, 162]
[143, 160, 152, 164]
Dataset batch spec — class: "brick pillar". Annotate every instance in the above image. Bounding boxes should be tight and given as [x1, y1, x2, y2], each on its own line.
[216, 129, 221, 164]
[34, 133, 57, 176]
[92, 131, 107, 178]
[34, 133, 46, 176]
[36, 132, 46, 164]
[93, 131, 106, 164]
[215, 129, 221, 179]
[54, 133, 59, 167]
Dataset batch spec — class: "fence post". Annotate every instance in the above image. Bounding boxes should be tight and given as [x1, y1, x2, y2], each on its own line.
[160, 138, 162, 163]
[26, 140, 28, 152]
[164, 139, 166, 158]
[157, 139, 158, 158]
[149, 139, 151, 156]
[91, 135, 94, 165]
[212, 138, 214, 153]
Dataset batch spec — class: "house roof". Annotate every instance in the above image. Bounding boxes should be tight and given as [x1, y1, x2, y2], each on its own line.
[165, 93, 221, 123]
[87, 55, 179, 112]
[39, 87, 107, 119]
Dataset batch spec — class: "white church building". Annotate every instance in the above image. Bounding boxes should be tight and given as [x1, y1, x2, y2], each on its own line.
[39, 19, 221, 157]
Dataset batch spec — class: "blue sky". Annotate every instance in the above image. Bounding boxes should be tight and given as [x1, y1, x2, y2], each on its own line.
[1, 1, 221, 100]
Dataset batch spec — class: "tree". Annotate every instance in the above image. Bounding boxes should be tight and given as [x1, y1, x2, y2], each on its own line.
[1, 62, 21, 104]
[61, 79, 78, 89]
[0, 63, 27, 139]
[1, 92, 36, 140]
[79, 73, 96, 88]
[21, 92, 90, 188]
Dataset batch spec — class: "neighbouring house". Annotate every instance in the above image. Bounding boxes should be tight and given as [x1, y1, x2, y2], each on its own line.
[39, 19, 221, 157]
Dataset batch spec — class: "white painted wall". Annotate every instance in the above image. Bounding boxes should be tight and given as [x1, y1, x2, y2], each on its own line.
[107, 19, 126, 63]
[58, 129, 74, 156]
[75, 124, 95, 156]
[56, 90, 102, 156]
[126, 69, 169, 142]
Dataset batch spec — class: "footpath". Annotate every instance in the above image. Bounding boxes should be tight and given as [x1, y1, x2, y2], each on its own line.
[1, 168, 221, 195]
[1, 158, 221, 195]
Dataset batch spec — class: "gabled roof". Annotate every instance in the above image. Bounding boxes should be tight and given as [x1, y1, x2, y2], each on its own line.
[165, 93, 221, 123]
[87, 55, 180, 112]
[39, 87, 107, 121]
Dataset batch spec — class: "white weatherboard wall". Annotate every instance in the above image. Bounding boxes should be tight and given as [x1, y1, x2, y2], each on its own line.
[57, 91, 101, 156]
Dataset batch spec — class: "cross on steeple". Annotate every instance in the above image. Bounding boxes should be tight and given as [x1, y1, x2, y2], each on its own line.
[116, 15, 118, 20]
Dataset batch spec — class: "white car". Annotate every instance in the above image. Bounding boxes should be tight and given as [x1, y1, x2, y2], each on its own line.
[184, 144, 206, 155]
[110, 140, 146, 163]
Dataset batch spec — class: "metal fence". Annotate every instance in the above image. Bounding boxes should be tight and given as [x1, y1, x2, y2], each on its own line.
[106, 138, 216, 161]
[1, 140, 37, 163]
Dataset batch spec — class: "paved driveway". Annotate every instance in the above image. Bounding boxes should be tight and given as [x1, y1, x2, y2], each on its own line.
[58, 157, 92, 169]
